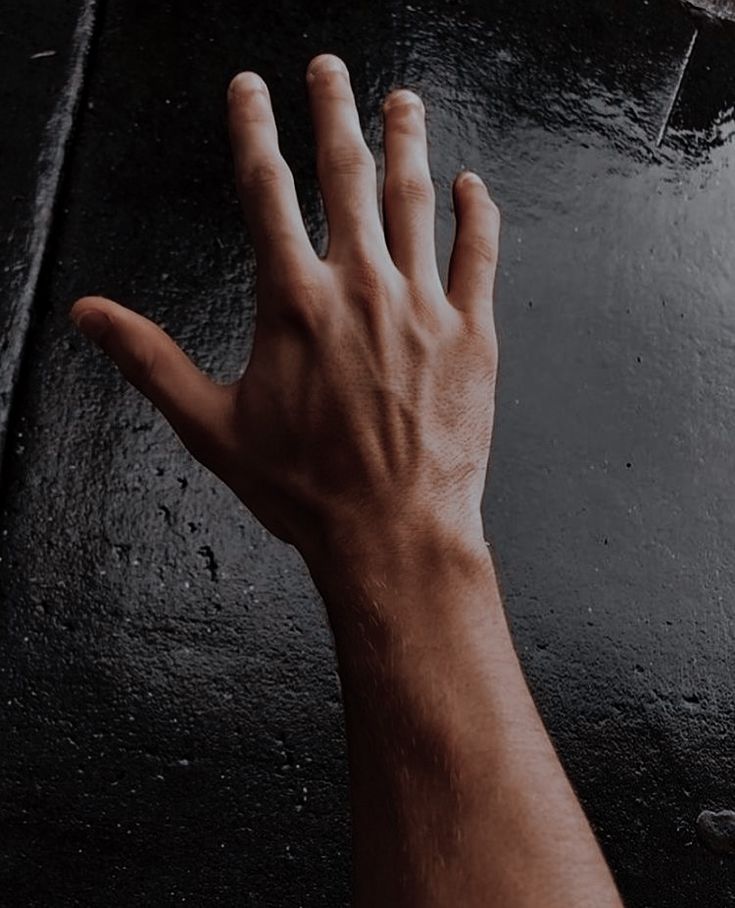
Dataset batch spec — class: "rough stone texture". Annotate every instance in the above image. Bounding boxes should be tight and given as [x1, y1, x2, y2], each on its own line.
[697, 810, 735, 855]
[0, 0, 98, 465]
[683, 0, 735, 21]
[2, 1, 735, 906]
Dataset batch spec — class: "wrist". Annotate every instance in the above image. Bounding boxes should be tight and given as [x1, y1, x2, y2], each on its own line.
[302, 509, 503, 682]
[302, 503, 488, 582]
[315, 521, 519, 818]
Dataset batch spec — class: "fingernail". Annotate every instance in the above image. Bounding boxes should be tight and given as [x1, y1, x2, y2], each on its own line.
[74, 309, 111, 344]
[228, 71, 266, 97]
[307, 54, 347, 82]
[383, 88, 424, 112]
[458, 171, 483, 186]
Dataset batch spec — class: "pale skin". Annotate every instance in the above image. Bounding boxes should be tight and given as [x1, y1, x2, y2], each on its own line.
[70, 53, 624, 907]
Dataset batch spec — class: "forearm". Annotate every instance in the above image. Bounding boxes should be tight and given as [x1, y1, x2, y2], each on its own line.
[72, 52, 623, 907]
[308, 524, 623, 907]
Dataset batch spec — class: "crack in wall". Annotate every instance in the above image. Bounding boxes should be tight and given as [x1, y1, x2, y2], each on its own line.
[0, 0, 101, 473]
[656, 25, 699, 147]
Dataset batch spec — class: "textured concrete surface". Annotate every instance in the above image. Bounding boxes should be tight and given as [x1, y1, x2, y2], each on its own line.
[685, 0, 735, 21]
[2, 1, 735, 906]
[0, 0, 98, 467]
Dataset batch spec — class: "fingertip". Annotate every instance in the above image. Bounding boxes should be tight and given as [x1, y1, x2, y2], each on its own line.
[76, 310, 112, 344]
[454, 172, 500, 225]
[70, 298, 228, 459]
[306, 53, 348, 82]
[69, 297, 115, 345]
[228, 70, 267, 100]
[447, 173, 501, 310]
[382, 88, 424, 113]
[455, 170, 485, 191]
[70, 295, 110, 325]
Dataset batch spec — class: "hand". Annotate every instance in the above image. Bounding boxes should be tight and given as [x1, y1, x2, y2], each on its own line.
[69, 58, 627, 908]
[70, 53, 500, 570]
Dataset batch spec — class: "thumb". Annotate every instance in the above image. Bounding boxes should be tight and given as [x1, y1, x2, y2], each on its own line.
[70, 296, 232, 459]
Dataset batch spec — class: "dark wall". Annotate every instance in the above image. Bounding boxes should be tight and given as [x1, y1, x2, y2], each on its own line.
[2, 1, 735, 905]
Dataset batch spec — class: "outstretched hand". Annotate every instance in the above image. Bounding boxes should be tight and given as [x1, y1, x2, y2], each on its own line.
[69, 55, 629, 908]
[70, 53, 500, 568]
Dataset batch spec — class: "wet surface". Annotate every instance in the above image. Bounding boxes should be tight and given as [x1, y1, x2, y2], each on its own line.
[2, 0, 735, 905]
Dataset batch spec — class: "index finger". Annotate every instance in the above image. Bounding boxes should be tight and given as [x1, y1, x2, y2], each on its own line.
[228, 71, 315, 270]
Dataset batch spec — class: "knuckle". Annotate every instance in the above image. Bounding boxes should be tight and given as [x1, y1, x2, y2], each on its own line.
[348, 259, 389, 308]
[320, 143, 374, 176]
[388, 174, 434, 205]
[269, 270, 327, 331]
[458, 234, 498, 266]
[289, 299, 326, 336]
[462, 311, 498, 359]
[406, 289, 445, 341]
[280, 273, 323, 305]
[238, 158, 288, 192]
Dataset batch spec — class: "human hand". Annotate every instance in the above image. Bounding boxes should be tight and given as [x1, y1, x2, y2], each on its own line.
[70, 53, 500, 571]
[66, 57, 631, 908]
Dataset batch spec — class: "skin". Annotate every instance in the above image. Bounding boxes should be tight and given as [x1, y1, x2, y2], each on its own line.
[70, 54, 624, 907]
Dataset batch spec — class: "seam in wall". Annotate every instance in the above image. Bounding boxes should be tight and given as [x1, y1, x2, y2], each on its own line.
[0, 0, 102, 477]
[655, 24, 699, 147]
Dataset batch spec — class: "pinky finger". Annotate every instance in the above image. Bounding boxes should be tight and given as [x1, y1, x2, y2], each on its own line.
[447, 172, 500, 315]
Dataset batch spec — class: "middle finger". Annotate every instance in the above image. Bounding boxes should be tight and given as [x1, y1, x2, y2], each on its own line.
[306, 54, 385, 260]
